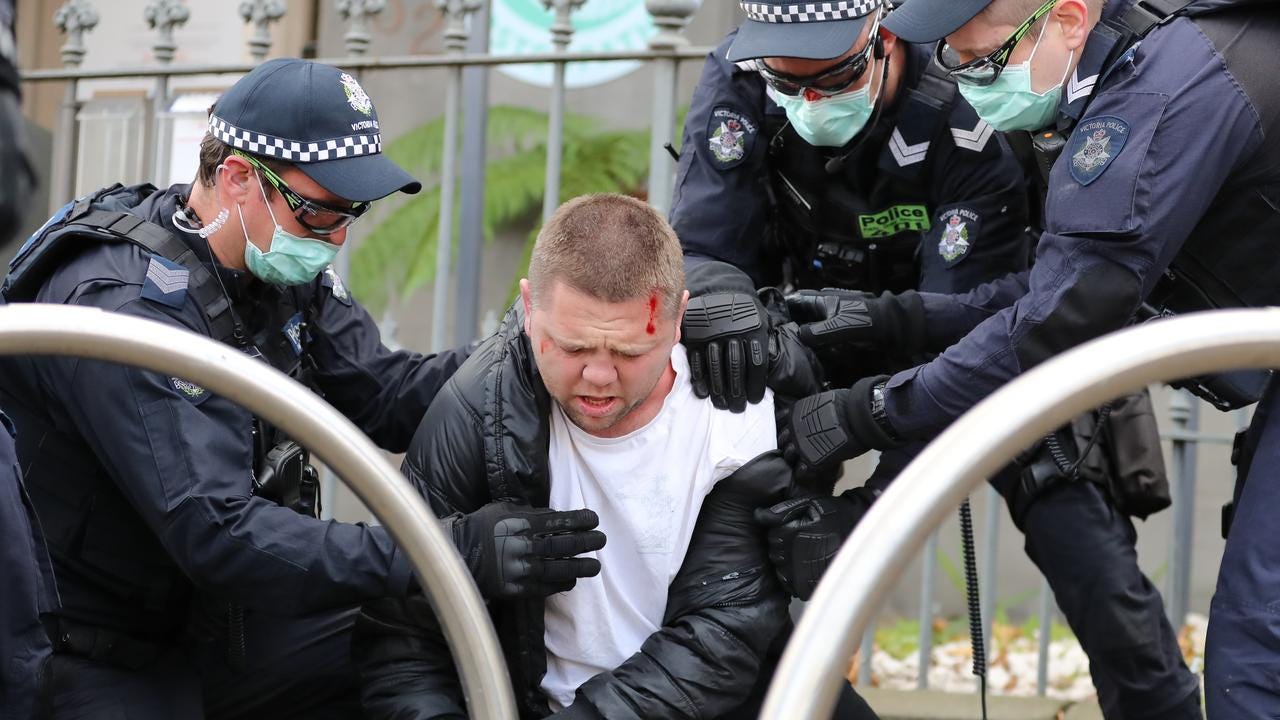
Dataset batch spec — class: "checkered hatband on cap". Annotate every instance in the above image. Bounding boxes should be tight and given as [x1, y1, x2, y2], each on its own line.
[208, 115, 382, 163]
[740, 0, 880, 23]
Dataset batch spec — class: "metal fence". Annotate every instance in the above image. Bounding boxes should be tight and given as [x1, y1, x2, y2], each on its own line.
[18, 0, 1246, 703]
[22, 0, 712, 351]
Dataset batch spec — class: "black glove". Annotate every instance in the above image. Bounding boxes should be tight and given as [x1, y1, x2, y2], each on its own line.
[786, 289, 926, 353]
[753, 487, 878, 600]
[682, 291, 769, 413]
[779, 376, 896, 476]
[450, 502, 606, 599]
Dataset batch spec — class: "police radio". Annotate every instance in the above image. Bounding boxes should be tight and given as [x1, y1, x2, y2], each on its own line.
[253, 440, 322, 518]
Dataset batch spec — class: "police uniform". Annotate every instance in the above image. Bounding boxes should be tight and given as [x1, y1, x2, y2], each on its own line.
[874, 0, 1280, 716]
[672, 35, 1030, 303]
[0, 60, 468, 718]
[674, 5, 1203, 719]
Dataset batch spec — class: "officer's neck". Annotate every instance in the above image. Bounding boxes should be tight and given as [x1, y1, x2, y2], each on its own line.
[186, 180, 248, 271]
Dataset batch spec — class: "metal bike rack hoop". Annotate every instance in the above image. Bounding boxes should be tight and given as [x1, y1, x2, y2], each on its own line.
[762, 308, 1280, 720]
[0, 304, 516, 719]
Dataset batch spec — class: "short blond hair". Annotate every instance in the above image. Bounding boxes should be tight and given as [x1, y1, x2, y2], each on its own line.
[528, 193, 685, 317]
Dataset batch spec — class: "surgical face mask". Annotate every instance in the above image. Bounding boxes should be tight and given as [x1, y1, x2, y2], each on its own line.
[770, 57, 882, 147]
[956, 20, 1074, 132]
[239, 173, 341, 286]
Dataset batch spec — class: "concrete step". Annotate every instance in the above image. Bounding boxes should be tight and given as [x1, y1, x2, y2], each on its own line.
[858, 687, 1091, 720]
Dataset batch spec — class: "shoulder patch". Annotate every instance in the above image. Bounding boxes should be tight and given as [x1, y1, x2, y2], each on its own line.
[705, 106, 757, 170]
[141, 255, 189, 309]
[1068, 116, 1130, 186]
[322, 264, 351, 306]
[169, 376, 209, 404]
[937, 208, 980, 266]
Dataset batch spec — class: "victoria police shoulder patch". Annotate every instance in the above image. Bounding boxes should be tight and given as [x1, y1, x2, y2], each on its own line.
[706, 106, 756, 170]
[937, 207, 980, 266]
[169, 376, 209, 404]
[1068, 116, 1130, 186]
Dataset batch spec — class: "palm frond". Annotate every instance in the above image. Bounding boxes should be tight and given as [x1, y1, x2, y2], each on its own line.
[353, 105, 650, 315]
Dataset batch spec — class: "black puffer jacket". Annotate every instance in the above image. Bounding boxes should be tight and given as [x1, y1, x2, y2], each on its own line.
[353, 301, 795, 720]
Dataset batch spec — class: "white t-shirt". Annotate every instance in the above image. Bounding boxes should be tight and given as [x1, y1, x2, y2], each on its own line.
[540, 344, 777, 710]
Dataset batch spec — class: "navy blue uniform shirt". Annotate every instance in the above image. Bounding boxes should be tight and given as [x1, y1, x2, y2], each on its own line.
[881, 6, 1280, 438]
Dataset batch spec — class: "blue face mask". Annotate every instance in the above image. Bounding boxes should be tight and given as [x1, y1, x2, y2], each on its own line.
[239, 174, 341, 286]
[956, 21, 1074, 133]
[769, 58, 882, 147]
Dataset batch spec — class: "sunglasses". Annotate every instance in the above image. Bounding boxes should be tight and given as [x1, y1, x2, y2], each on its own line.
[749, 5, 885, 98]
[233, 150, 369, 236]
[934, 0, 1058, 86]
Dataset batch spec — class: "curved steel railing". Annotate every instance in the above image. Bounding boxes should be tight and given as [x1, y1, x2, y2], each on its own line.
[761, 309, 1280, 720]
[0, 304, 516, 719]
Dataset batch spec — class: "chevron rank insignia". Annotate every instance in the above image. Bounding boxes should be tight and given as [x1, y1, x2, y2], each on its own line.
[141, 255, 189, 309]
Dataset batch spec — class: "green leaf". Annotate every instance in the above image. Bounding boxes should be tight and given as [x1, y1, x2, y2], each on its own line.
[353, 105, 652, 315]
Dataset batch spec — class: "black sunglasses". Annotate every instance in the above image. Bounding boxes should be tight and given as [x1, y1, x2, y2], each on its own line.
[934, 0, 1058, 86]
[233, 150, 369, 236]
[752, 5, 885, 98]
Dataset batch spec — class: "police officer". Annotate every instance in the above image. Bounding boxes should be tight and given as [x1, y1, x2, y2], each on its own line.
[672, 1, 1206, 718]
[673, 0, 1031, 414]
[763, 0, 1278, 717]
[0, 2, 58, 717]
[671, 0, 1038, 610]
[671, 0, 1031, 546]
[0, 58, 604, 718]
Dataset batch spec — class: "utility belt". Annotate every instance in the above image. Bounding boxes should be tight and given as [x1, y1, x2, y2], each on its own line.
[1015, 389, 1171, 523]
[44, 617, 166, 670]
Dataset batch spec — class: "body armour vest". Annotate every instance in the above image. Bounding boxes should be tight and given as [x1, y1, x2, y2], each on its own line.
[765, 62, 958, 294]
[1, 184, 316, 639]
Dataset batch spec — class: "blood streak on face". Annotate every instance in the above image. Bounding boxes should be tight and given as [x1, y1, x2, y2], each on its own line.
[646, 295, 658, 335]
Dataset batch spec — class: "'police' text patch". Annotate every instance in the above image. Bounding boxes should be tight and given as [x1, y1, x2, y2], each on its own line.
[1068, 116, 1130, 186]
[858, 204, 930, 239]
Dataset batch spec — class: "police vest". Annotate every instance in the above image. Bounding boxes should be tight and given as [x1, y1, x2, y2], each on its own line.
[2, 184, 318, 638]
[764, 61, 958, 294]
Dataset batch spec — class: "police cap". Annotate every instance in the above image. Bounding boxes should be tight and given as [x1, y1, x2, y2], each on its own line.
[208, 58, 421, 203]
[727, 0, 883, 62]
[882, 0, 995, 43]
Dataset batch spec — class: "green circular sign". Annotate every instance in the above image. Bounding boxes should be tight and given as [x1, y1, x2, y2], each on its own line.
[490, 0, 658, 88]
